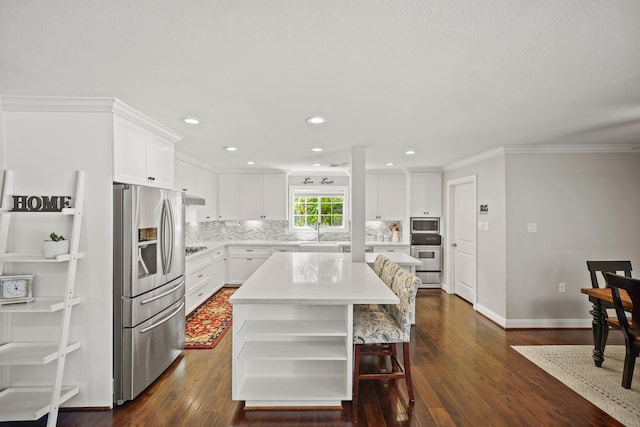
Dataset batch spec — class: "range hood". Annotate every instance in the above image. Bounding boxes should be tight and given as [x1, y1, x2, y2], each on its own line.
[184, 194, 205, 206]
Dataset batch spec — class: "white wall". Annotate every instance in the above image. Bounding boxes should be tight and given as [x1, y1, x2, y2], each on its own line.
[505, 152, 640, 326]
[445, 150, 640, 328]
[1, 108, 114, 407]
[443, 154, 507, 322]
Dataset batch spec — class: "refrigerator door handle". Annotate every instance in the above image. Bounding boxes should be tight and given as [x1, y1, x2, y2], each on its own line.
[139, 280, 185, 305]
[166, 199, 175, 274]
[160, 199, 168, 274]
[139, 300, 185, 334]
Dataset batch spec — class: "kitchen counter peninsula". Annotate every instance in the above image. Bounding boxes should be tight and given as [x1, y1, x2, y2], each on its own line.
[229, 252, 398, 408]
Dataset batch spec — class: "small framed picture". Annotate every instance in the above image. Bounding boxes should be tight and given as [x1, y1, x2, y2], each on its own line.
[0, 274, 35, 305]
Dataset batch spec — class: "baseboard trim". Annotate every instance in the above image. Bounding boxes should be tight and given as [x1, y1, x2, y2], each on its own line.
[474, 303, 506, 328]
[505, 318, 593, 329]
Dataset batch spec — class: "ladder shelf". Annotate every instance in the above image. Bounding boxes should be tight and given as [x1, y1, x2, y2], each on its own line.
[0, 170, 85, 427]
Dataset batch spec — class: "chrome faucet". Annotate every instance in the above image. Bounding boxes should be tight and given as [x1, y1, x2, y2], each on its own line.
[316, 223, 322, 242]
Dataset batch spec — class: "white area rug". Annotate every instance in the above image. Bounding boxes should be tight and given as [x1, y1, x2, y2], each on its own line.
[512, 345, 640, 427]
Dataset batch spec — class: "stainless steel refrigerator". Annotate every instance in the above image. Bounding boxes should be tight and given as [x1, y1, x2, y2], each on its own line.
[113, 184, 185, 405]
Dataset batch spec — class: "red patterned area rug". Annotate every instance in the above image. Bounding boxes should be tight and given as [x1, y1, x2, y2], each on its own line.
[185, 287, 235, 349]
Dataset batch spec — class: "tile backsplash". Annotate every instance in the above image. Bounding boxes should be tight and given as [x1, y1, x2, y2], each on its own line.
[185, 220, 404, 244]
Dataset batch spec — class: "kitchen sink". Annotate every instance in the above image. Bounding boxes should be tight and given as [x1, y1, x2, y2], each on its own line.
[297, 242, 340, 253]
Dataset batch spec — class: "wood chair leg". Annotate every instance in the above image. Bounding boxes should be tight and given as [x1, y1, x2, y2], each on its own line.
[353, 344, 361, 404]
[621, 349, 637, 389]
[403, 342, 415, 402]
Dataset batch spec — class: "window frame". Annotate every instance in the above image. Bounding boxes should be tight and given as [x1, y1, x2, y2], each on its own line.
[288, 186, 349, 233]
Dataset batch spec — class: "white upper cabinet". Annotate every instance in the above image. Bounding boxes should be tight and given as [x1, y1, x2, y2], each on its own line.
[174, 159, 195, 194]
[262, 174, 287, 220]
[218, 173, 240, 220]
[366, 174, 405, 220]
[197, 168, 217, 221]
[239, 174, 264, 220]
[239, 174, 287, 220]
[409, 173, 442, 217]
[113, 116, 175, 189]
[175, 159, 218, 221]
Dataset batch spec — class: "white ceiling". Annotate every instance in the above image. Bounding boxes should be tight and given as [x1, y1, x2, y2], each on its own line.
[1, 1, 639, 172]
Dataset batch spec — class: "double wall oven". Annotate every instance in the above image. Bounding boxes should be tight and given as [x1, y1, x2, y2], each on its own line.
[410, 217, 442, 286]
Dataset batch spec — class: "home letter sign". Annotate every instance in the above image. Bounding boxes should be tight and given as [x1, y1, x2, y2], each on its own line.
[11, 195, 72, 212]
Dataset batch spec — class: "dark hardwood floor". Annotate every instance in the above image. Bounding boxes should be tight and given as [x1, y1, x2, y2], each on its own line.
[10, 289, 624, 427]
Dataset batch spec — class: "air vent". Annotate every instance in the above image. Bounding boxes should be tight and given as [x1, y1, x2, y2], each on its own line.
[329, 162, 349, 168]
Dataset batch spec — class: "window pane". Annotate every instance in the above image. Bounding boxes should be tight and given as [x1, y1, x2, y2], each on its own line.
[292, 192, 345, 230]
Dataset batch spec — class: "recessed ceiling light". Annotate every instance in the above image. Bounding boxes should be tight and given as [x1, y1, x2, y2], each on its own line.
[224, 146, 237, 151]
[405, 150, 416, 155]
[182, 117, 199, 124]
[306, 116, 325, 124]
[312, 163, 321, 167]
[246, 161, 255, 165]
[311, 147, 323, 152]
[386, 162, 395, 166]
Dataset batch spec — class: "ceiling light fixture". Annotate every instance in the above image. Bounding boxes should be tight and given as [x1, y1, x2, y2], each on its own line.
[311, 147, 323, 152]
[386, 162, 395, 166]
[182, 117, 199, 125]
[405, 150, 416, 155]
[306, 116, 325, 124]
[247, 161, 255, 165]
[224, 146, 237, 151]
[312, 163, 321, 167]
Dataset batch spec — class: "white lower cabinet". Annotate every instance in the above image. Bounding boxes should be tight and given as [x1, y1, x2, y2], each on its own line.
[372, 245, 410, 255]
[186, 252, 214, 315]
[232, 304, 350, 407]
[211, 248, 226, 290]
[227, 247, 269, 285]
[269, 246, 298, 255]
[186, 248, 226, 315]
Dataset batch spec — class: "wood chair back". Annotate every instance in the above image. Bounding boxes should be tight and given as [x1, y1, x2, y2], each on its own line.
[587, 260, 632, 288]
[604, 272, 640, 388]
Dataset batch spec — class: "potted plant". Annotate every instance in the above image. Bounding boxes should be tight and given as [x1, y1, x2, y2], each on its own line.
[42, 232, 70, 259]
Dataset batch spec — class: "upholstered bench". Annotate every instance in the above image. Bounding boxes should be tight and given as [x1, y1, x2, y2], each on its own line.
[352, 267, 421, 403]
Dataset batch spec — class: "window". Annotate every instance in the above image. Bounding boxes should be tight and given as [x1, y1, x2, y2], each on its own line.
[289, 187, 349, 232]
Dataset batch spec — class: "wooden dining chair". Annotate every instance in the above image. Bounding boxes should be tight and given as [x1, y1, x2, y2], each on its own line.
[603, 272, 640, 389]
[352, 269, 420, 404]
[586, 261, 633, 350]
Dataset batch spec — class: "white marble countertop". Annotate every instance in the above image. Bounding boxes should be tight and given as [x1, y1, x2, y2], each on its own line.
[229, 252, 399, 305]
[365, 252, 422, 266]
[187, 239, 409, 252]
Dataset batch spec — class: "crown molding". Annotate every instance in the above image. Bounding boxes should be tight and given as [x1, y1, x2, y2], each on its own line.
[443, 144, 639, 172]
[502, 144, 638, 154]
[0, 95, 183, 142]
[174, 151, 217, 172]
[442, 147, 505, 172]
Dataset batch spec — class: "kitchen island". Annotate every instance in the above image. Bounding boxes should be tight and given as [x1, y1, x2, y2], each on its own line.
[229, 252, 399, 408]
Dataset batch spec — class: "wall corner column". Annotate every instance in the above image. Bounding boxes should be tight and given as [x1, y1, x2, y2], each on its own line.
[351, 146, 365, 262]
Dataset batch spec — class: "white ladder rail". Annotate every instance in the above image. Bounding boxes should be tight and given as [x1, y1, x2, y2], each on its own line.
[0, 170, 14, 275]
[47, 170, 84, 427]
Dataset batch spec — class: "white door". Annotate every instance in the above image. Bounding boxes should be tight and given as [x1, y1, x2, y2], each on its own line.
[452, 180, 476, 303]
